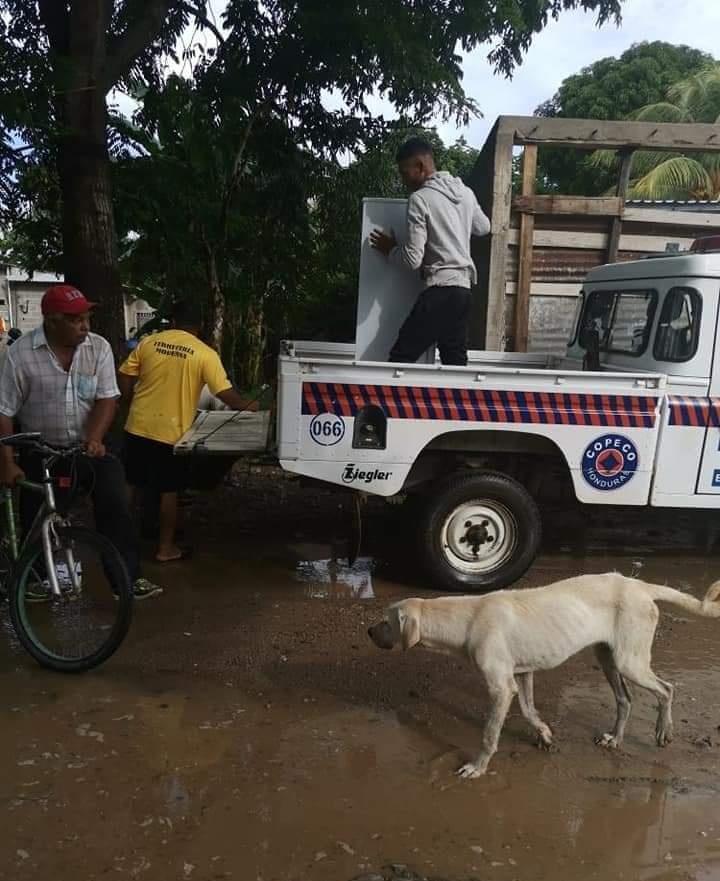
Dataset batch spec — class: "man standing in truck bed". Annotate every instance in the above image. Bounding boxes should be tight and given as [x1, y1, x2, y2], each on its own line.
[370, 137, 490, 366]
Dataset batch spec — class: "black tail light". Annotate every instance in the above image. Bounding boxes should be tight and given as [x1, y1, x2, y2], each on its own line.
[352, 405, 387, 450]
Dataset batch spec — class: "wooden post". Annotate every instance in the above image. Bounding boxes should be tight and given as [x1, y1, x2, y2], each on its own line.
[607, 150, 634, 263]
[484, 131, 515, 350]
[514, 144, 538, 352]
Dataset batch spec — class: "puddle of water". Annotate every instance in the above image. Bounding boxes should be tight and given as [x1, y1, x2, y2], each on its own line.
[161, 774, 191, 815]
[296, 556, 375, 599]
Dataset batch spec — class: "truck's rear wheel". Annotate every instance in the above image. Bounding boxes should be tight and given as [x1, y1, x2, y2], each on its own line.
[418, 470, 541, 592]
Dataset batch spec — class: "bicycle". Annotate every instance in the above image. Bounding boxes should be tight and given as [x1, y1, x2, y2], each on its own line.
[0, 432, 133, 672]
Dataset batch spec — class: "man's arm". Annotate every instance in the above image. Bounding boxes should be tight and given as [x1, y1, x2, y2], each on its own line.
[117, 339, 140, 405]
[216, 387, 259, 411]
[84, 398, 118, 457]
[0, 413, 24, 485]
[0, 351, 24, 484]
[203, 348, 258, 411]
[117, 371, 137, 403]
[472, 201, 491, 237]
[370, 193, 427, 271]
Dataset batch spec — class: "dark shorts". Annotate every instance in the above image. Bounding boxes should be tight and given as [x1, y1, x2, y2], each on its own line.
[123, 432, 187, 494]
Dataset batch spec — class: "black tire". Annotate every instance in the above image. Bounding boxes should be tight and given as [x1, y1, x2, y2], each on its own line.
[418, 470, 541, 592]
[8, 525, 133, 673]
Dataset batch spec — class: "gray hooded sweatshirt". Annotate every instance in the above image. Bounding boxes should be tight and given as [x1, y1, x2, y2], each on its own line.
[389, 171, 490, 289]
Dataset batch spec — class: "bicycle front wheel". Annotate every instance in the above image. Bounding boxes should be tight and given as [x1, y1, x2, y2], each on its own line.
[8, 525, 133, 673]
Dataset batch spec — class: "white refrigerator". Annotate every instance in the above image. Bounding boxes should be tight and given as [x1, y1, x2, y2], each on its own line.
[355, 197, 432, 363]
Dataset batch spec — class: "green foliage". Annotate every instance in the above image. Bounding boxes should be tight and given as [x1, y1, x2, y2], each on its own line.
[1, 0, 625, 382]
[0, 1, 209, 230]
[589, 64, 720, 199]
[536, 42, 714, 195]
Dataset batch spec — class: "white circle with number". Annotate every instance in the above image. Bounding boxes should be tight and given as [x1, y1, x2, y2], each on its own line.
[309, 412, 346, 446]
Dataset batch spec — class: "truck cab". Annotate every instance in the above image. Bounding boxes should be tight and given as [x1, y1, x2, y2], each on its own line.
[564, 245, 720, 507]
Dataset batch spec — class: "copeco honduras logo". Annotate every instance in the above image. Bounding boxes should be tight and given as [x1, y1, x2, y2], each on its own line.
[582, 434, 638, 491]
[341, 464, 392, 485]
[309, 412, 345, 446]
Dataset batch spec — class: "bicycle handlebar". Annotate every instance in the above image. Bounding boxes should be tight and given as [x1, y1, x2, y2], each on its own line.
[0, 433, 86, 458]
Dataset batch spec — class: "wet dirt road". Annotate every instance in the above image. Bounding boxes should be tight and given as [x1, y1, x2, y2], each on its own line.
[2, 469, 720, 881]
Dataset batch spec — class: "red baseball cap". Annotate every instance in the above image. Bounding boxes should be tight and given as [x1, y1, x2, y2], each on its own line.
[41, 285, 97, 316]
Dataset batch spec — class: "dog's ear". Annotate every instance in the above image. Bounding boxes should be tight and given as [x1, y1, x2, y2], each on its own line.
[399, 610, 420, 650]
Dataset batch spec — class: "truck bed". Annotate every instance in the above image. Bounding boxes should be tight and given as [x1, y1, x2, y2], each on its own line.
[282, 340, 559, 370]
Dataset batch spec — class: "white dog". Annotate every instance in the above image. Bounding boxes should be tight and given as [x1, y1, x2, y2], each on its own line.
[367, 573, 720, 778]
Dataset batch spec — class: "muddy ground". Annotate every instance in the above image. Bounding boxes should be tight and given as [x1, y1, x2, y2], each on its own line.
[2, 464, 720, 881]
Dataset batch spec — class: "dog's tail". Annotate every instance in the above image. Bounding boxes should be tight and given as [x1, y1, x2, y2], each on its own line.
[648, 580, 720, 618]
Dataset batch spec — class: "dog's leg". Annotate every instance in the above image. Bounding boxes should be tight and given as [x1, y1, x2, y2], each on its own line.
[613, 613, 674, 747]
[594, 644, 632, 749]
[652, 675, 674, 747]
[617, 661, 674, 747]
[516, 672, 554, 749]
[457, 673, 516, 779]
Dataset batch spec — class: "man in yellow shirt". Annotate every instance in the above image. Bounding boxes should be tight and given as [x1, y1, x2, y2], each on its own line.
[118, 301, 248, 563]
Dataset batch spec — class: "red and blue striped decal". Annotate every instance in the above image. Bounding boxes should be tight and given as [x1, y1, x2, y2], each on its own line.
[302, 382, 657, 428]
[668, 396, 720, 427]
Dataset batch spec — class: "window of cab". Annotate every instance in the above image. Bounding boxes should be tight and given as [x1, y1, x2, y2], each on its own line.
[653, 287, 702, 363]
[577, 289, 658, 357]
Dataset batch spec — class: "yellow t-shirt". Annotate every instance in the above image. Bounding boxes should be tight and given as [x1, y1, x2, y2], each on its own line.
[120, 329, 232, 445]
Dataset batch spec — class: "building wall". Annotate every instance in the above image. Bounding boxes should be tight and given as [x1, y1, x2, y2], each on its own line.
[2, 267, 154, 339]
[10, 281, 51, 335]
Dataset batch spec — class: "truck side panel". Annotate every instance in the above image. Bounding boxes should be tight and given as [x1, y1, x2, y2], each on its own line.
[278, 360, 663, 504]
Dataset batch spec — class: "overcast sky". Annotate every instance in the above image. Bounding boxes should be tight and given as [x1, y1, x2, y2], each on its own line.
[436, 0, 720, 148]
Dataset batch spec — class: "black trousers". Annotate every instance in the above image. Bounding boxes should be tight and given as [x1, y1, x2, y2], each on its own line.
[19, 452, 140, 583]
[389, 285, 472, 366]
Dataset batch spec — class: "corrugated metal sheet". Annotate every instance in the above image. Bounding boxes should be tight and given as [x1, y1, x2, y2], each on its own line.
[506, 247, 606, 283]
[528, 298, 577, 356]
[626, 200, 720, 211]
[502, 296, 578, 356]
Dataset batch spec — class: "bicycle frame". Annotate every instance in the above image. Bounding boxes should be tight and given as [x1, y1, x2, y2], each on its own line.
[1, 454, 81, 598]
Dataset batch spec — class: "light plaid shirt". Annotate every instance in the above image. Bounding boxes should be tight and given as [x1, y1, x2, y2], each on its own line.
[0, 325, 119, 446]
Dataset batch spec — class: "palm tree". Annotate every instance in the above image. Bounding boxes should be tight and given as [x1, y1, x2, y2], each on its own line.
[591, 64, 720, 199]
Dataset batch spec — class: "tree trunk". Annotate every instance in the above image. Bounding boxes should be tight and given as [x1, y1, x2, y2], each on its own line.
[239, 298, 264, 390]
[54, 0, 125, 356]
[58, 92, 125, 355]
[204, 242, 225, 352]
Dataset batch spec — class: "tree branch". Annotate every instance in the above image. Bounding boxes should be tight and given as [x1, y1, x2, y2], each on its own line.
[102, 0, 175, 92]
[220, 109, 262, 245]
[177, 1, 225, 45]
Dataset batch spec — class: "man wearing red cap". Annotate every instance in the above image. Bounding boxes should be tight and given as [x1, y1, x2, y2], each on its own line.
[0, 285, 162, 600]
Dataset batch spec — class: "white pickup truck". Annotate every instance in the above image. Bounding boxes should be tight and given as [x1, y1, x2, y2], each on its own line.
[179, 238, 720, 592]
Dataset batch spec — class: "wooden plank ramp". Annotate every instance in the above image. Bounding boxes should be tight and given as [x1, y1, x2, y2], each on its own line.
[174, 411, 271, 455]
